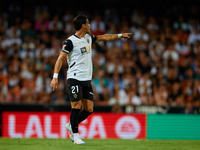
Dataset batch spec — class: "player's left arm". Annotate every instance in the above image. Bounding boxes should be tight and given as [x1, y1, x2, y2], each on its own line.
[95, 33, 132, 43]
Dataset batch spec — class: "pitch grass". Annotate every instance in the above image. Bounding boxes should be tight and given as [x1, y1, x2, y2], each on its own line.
[0, 138, 200, 150]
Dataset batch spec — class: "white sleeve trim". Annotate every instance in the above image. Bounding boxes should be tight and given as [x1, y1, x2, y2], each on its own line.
[62, 49, 69, 53]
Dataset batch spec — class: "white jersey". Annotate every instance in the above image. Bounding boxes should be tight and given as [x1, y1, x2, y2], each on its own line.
[62, 34, 97, 81]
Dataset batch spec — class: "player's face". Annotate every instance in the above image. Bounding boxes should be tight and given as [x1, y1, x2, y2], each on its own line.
[85, 19, 91, 34]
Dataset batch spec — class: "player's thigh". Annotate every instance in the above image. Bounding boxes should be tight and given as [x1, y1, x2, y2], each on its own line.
[67, 79, 82, 102]
[82, 80, 93, 101]
[81, 81, 94, 112]
[81, 99, 94, 113]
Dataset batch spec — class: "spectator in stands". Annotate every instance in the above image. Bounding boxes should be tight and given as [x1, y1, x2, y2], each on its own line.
[34, 13, 50, 32]
[20, 19, 36, 40]
[173, 16, 188, 32]
[175, 38, 190, 56]
[108, 88, 128, 106]
[49, 15, 63, 38]
[162, 42, 179, 65]
[92, 69, 109, 102]
[90, 13, 106, 36]
[188, 27, 200, 45]
[131, 9, 146, 26]
[153, 85, 168, 106]
[127, 83, 142, 106]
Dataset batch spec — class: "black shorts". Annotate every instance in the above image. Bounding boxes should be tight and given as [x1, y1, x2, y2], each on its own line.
[67, 78, 93, 102]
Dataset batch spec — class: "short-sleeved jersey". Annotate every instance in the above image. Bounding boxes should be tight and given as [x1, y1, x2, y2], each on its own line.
[62, 34, 97, 81]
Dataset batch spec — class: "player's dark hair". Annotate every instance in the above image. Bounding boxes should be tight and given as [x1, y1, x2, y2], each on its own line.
[73, 14, 88, 31]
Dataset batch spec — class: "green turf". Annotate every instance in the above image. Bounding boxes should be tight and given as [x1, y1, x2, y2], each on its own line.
[0, 138, 200, 150]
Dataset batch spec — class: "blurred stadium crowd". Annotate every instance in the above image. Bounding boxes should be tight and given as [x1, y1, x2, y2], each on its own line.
[0, 3, 200, 112]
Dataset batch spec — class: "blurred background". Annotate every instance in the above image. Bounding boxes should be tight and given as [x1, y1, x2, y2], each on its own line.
[0, 0, 200, 115]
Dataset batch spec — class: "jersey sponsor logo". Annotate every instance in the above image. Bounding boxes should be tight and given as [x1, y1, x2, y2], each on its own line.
[89, 92, 93, 95]
[80, 46, 90, 54]
[81, 47, 86, 53]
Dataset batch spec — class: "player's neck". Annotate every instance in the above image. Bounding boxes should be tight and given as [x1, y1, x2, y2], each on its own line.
[75, 30, 86, 38]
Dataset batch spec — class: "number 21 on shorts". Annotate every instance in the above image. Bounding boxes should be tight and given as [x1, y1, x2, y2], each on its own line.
[71, 85, 79, 93]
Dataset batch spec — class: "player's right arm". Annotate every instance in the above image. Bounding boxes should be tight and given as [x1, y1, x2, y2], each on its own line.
[50, 51, 68, 91]
[50, 39, 73, 91]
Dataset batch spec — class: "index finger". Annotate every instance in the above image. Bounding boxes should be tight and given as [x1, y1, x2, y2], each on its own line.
[51, 84, 55, 91]
[127, 33, 132, 36]
[126, 33, 132, 38]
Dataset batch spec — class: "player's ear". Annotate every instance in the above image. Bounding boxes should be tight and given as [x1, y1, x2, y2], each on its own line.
[82, 24, 86, 29]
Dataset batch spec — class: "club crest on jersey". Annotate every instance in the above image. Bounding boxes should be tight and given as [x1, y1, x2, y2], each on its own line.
[87, 39, 89, 43]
